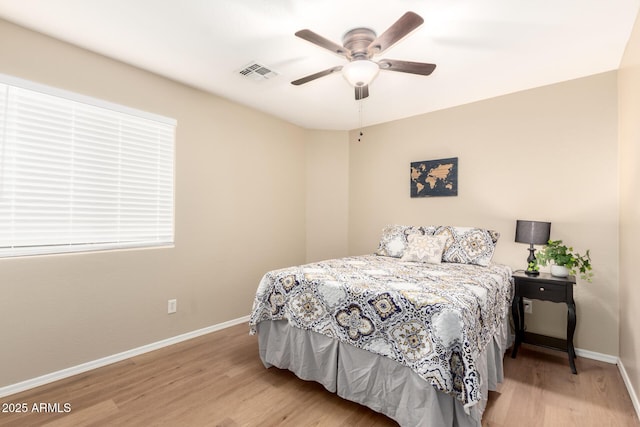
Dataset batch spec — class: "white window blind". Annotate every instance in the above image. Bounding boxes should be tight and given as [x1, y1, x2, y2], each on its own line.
[0, 75, 176, 257]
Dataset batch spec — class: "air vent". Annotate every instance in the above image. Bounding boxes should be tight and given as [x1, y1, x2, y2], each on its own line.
[238, 61, 279, 81]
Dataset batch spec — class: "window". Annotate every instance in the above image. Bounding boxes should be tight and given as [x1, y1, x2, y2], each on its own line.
[0, 74, 176, 257]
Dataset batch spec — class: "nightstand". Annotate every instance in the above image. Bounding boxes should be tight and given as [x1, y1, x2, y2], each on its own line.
[510, 271, 578, 374]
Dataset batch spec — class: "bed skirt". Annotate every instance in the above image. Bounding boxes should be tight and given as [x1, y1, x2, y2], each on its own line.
[257, 316, 509, 427]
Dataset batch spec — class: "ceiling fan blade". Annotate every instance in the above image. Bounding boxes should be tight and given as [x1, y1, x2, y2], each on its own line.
[295, 29, 349, 58]
[355, 85, 369, 100]
[368, 11, 424, 55]
[378, 59, 436, 76]
[291, 66, 343, 86]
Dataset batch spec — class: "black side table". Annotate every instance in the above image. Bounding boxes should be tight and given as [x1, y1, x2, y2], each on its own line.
[511, 271, 578, 374]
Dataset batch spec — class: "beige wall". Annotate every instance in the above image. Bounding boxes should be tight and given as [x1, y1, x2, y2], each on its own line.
[305, 130, 350, 262]
[348, 73, 620, 355]
[0, 19, 307, 387]
[619, 9, 640, 412]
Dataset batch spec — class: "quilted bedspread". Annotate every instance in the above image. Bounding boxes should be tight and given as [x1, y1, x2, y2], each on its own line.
[249, 255, 513, 408]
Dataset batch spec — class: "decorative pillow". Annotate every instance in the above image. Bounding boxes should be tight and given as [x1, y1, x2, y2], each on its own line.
[375, 224, 420, 257]
[434, 226, 500, 266]
[400, 234, 448, 264]
[375, 224, 437, 258]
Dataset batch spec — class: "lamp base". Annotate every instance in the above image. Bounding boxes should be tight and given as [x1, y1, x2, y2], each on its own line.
[524, 244, 539, 276]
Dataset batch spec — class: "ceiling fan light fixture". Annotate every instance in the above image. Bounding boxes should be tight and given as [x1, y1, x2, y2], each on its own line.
[342, 60, 379, 87]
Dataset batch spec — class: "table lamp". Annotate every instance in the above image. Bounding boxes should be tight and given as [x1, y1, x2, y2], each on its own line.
[515, 220, 551, 276]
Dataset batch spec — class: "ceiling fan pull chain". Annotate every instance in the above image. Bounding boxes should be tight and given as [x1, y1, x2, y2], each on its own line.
[358, 98, 364, 142]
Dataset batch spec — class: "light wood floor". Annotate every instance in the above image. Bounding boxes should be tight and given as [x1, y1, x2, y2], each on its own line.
[1, 323, 637, 427]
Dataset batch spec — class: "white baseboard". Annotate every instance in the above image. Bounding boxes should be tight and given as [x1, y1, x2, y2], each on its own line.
[575, 347, 618, 364]
[0, 315, 250, 399]
[618, 358, 640, 421]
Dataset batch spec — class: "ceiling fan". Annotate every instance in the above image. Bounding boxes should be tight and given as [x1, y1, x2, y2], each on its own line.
[291, 11, 436, 100]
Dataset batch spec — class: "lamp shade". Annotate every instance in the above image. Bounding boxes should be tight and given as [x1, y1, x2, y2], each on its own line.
[342, 60, 379, 87]
[515, 220, 551, 245]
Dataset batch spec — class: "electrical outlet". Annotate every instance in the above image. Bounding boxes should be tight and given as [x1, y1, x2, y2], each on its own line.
[168, 299, 177, 314]
[523, 298, 533, 314]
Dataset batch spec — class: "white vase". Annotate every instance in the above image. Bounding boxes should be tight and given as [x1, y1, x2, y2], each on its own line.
[551, 265, 570, 278]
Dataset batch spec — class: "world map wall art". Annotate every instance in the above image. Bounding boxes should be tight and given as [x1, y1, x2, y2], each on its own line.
[410, 157, 458, 198]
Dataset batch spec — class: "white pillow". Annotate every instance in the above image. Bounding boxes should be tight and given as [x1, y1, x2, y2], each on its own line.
[400, 234, 448, 264]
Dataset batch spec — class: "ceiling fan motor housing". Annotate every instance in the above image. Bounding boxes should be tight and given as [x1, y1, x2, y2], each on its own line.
[342, 28, 377, 59]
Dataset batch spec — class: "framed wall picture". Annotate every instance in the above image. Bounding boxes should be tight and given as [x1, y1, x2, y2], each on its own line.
[410, 157, 458, 198]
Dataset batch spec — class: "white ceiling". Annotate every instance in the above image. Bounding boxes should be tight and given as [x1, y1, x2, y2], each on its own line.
[0, 0, 638, 130]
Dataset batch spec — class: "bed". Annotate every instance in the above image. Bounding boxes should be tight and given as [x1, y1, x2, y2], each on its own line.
[249, 225, 513, 426]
